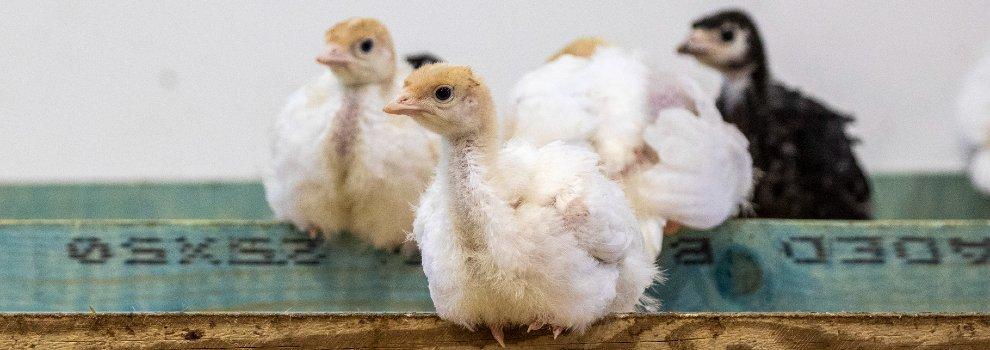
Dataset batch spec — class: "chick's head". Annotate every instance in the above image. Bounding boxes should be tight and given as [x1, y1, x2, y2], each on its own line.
[318, 17, 396, 86]
[676, 9, 763, 73]
[383, 64, 494, 138]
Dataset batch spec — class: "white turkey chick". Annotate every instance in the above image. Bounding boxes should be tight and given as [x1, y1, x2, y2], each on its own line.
[385, 64, 657, 346]
[505, 38, 753, 259]
[264, 18, 439, 257]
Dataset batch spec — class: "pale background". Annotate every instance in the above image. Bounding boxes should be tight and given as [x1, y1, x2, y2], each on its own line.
[2, 1, 989, 182]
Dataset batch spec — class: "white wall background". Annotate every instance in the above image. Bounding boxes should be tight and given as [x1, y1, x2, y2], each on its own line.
[2, 1, 989, 182]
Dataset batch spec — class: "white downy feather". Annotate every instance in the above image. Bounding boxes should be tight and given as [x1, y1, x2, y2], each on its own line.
[634, 73, 753, 229]
[970, 149, 990, 193]
[507, 46, 753, 259]
[508, 48, 650, 175]
[415, 139, 657, 332]
[958, 48, 990, 194]
[264, 66, 439, 250]
[635, 108, 753, 228]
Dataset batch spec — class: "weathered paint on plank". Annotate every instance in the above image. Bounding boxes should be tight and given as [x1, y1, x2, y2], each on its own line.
[872, 173, 990, 219]
[656, 220, 990, 312]
[0, 220, 432, 312]
[0, 182, 270, 220]
[1, 220, 988, 313]
[0, 313, 988, 349]
[2, 173, 990, 220]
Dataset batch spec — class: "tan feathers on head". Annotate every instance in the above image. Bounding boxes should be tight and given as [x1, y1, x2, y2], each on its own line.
[390, 63, 497, 138]
[402, 63, 484, 100]
[319, 17, 397, 87]
[548, 37, 611, 61]
[325, 17, 394, 51]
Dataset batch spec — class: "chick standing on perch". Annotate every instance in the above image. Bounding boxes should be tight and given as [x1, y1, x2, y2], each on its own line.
[264, 18, 441, 258]
[505, 38, 753, 259]
[385, 64, 658, 346]
[958, 47, 990, 194]
[678, 9, 872, 219]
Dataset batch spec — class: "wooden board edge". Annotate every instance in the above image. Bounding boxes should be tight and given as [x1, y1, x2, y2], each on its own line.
[4, 218, 990, 227]
[1, 313, 987, 349]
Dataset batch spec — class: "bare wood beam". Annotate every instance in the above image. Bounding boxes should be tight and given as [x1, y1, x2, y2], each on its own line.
[1, 313, 988, 349]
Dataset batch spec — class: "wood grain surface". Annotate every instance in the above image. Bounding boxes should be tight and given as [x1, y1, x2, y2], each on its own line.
[1, 313, 987, 349]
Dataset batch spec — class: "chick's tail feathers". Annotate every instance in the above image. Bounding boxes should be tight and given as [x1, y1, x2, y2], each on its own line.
[637, 108, 754, 229]
[635, 269, 666, 313]
[639, 218, 665, 261]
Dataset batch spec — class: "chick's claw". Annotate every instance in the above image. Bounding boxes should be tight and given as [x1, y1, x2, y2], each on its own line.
[489, 324, 505, 348]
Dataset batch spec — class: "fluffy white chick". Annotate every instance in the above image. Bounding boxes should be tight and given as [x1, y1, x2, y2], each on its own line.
[264, 18, 439, 256]
[385, 64, 657, 346]
[506, 38, 753, 259]
[958, 48, 990, 194]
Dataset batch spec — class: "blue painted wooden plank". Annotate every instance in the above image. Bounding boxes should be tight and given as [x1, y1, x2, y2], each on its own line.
[0, 183, 272, 220]
[657, 220, 990, 312]
[1, 220, 987, 312]
[0, 221, 430, 312]
[871, 173, 990, 219]
[2, 173, 990, 220]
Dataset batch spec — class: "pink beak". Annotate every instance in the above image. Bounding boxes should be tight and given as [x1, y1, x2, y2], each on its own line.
[677, 30, 713, 55]
[316, 44, 352, 66]
[383, 94, 425, 116]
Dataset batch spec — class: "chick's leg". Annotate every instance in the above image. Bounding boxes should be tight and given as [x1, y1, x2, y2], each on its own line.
[489, 324, 505, 347]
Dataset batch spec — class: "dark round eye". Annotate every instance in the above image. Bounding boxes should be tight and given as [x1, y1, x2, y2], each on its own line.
[359, 39, 374, 53]
[720, 29, 735, 42]
[434, 85, 453, 101]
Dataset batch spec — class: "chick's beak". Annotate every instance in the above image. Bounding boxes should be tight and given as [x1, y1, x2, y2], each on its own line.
[383, 94, 425, 116]
[676, 30, 712, 56]
[316, 44, 353, 67]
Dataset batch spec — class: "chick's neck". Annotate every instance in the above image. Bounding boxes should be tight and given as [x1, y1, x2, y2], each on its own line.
[326, 67, 398, 167]
[441, 101, 502, 252]
[444, 91, 500, 164]
[720, 64, 755, 112]
[340, 68, 397, 100]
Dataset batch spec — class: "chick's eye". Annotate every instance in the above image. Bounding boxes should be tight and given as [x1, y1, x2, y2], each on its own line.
[720, 29, 735, 42]
[359, 39, 374, 53]
[434, 86, 453, 101]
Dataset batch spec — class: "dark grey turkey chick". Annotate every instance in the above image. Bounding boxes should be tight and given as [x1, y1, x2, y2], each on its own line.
[678, 9, 872, 219]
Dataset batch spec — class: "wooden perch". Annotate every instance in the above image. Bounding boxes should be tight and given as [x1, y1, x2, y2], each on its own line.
[1, 313, 988, 349]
